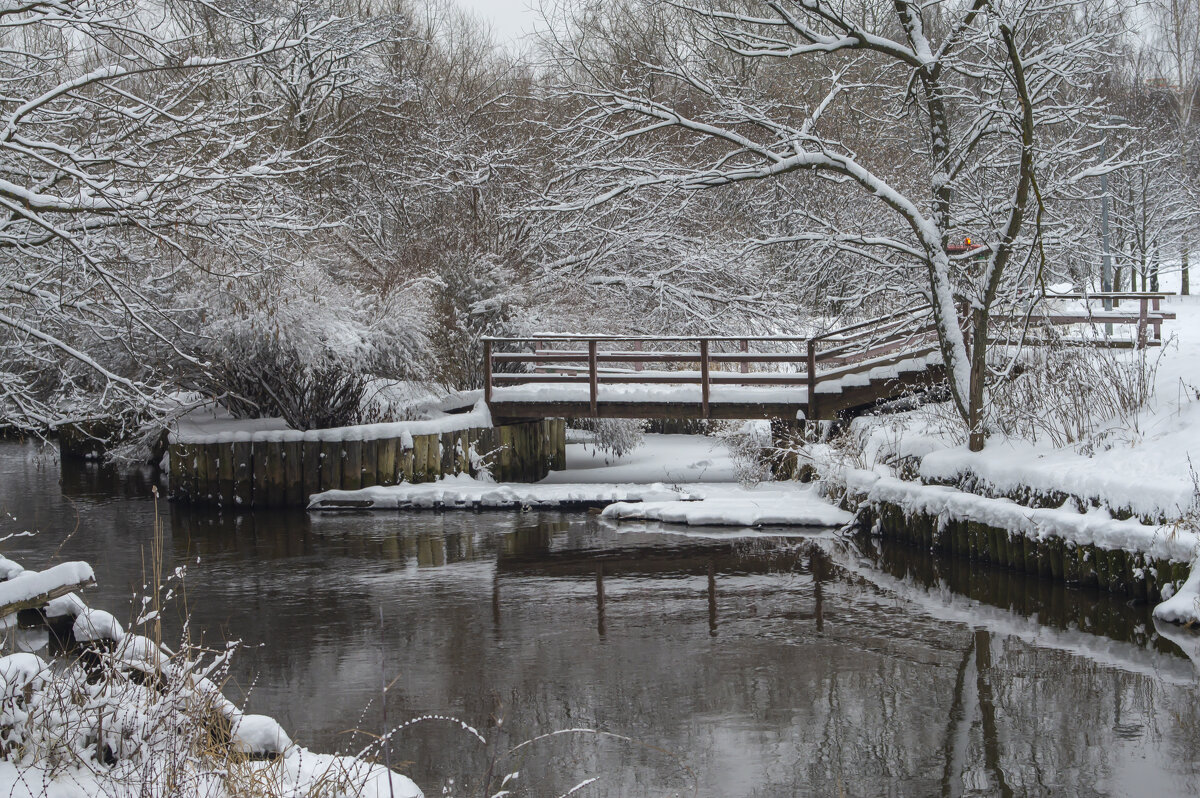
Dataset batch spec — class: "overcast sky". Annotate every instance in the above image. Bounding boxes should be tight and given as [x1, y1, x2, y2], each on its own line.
[455, 0, 545, 45]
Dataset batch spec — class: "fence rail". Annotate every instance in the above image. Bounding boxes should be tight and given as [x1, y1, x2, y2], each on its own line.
[482, 293, 1176, 421]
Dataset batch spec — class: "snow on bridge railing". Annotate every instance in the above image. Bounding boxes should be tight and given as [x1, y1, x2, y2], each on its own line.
[482, 304, 939, 418]
[1031, 291, 1176, 348]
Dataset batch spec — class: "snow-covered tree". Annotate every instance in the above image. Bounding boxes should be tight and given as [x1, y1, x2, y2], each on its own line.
[0, 0, 328, 431]
[548, 0, 1123, 450]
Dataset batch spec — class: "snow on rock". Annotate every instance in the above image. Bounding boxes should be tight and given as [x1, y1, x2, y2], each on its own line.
[231, 713, 294, 755]
[0, 561, 95, 610]
[602, 485, 853, 527]
[71, 608, 125, 643]
[276, 750, 424, 798]
[0, 653, 47, 698]
[1154, 557, 1200, 625]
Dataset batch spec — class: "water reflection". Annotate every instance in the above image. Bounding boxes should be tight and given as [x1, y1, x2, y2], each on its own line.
[1, 443, 1199, 797]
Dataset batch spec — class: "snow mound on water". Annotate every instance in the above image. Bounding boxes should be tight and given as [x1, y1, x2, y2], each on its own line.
[1154, 558, 1200, 625]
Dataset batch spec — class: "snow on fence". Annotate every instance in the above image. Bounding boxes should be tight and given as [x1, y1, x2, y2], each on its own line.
[168, 416, 567, 508]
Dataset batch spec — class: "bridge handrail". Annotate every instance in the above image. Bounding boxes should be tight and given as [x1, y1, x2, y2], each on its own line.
[484, 293, 1174, 418]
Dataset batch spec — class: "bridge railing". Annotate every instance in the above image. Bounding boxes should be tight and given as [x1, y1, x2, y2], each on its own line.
[1030, 292, 1174, 347]
[482, 292, 1177, 418]
[482, 304, 940, 418]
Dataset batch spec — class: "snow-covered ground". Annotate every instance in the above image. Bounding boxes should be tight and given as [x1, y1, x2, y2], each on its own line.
[825, 294, 1200, 624]
[849, 295, 1200, 522]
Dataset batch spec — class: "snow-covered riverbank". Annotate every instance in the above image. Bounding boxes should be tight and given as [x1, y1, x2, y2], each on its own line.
[819, 295, 1200, 625]
[0, 555, 423, 798]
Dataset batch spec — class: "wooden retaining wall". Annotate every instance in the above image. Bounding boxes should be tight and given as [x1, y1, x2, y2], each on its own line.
[169, 419, 567, 509]
[858, 499, 1192, 602]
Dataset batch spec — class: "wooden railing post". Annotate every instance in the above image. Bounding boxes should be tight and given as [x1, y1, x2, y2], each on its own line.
[740, 338, 749, 374]
[633, 339, 643, 372]
[1137, 298, 1148, 348]
[588, 340, 598, 416]
[483, 340, 493, 404]
[700, 339, 711, 418]
[806, 339, 818, 421]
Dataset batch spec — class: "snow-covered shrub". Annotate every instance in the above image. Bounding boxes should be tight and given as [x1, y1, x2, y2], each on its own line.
[714, 420, 772, 487]
[570, 418, 646, 459]
[989, 332, 1165, 451]
[431, 253, 523, 390]
[190, 261, 429, 430]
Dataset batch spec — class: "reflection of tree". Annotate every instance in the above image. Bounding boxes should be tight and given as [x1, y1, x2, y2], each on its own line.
[975, 631, 1014, 798]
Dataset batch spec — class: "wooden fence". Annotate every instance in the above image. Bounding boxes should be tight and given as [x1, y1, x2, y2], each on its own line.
[168, 419, 566, 509]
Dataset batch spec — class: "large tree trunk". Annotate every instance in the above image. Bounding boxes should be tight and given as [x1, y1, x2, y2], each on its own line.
[1183, 240, 1190, 295]
[968, 308, 988, 452]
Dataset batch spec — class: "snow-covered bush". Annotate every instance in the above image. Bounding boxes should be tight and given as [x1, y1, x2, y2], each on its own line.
[714, 421, 772, 487]
[191, 261, 429, 430]
[989, 332, 1164, 451]
[0, 638, 422, 798]
[431, 253, 524, 391]
[570, 418, 646, 459]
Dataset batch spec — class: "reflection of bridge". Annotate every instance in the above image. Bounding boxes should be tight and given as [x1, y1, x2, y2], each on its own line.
[483, 293, 1174, 424]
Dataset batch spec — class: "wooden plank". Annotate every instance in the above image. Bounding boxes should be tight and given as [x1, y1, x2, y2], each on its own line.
[252, 442, 269, 508]
[492, 351, 811, 364]
[378, 437, 398, 487]
[0, 575, 97, 618]
[399, 440, 415, 483]
[806, 340, 818, 422]
[440, 431, 456, 476]
[361, 439, 378, 488]
[234, 441, 254, 508]
[815, 344, 939, 384]
[320, 440, 342, 492]
[588, 340, 598, 416]
[202, 443, 219, 504]
[492, 373, 808, 385]
[490, 401, 808, 422]
[217, 441, 235, 508]
[302, 440, 322, 499]
[169, 443, 188, 502]
[484, 339, 493, 405]
[341, 439, 363, 491]
[283, 440, 304, 506]
[265, 442, 285, 507]
[456, 431, 470, 474]
[412, 435, 429, 483]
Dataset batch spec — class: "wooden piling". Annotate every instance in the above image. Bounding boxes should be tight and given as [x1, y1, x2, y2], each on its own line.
[283, 441, 304, 506]
[400, 441, 415, 483]
[341, 440, 363, 491]
[217, 441, 235, 508]
[264, 442, 285, 507]
[234, 441, 253, 509]
[320, 440, 341, 492]
[302, 440, 322, 499]
[361, 439, 378, 488]
[378, 438, 397, 487]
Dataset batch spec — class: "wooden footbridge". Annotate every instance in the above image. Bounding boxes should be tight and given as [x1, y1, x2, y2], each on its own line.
[483, 293, 1174, 426]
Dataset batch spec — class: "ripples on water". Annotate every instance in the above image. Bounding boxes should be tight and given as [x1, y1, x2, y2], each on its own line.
[1, 441, 1198, 797]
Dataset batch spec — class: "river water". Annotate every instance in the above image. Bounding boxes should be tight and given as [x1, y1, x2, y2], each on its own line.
[1, 441, 1198, 797]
